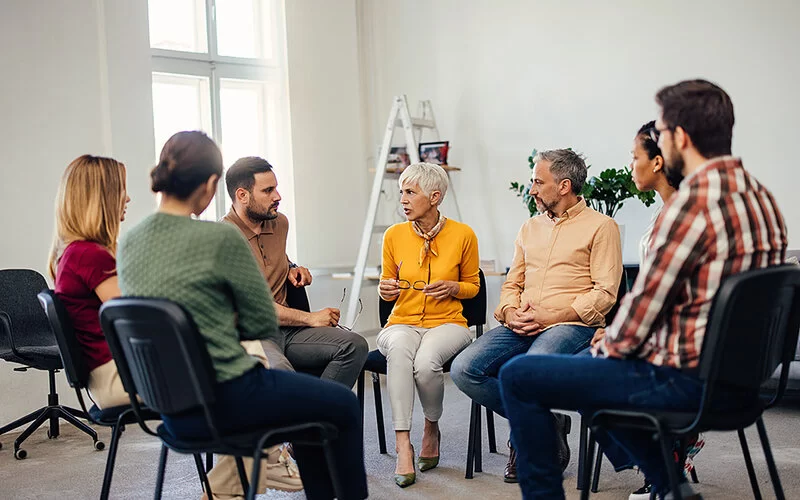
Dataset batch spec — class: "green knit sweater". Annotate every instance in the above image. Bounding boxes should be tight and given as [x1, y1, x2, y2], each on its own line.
[117, 212, 282, 382]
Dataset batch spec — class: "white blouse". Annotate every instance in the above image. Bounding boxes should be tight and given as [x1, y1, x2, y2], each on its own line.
[639, 206, 662, 264]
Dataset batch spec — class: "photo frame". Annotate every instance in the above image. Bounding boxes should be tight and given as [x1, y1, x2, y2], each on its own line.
[387, 146, 411, 168]
[418, 141, 449, 166]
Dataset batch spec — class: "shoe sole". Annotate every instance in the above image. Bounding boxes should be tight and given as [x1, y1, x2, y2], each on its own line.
[263, 478, 304, 492]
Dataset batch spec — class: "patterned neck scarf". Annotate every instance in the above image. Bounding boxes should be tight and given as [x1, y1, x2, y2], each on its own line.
[412, 212, 447, 267]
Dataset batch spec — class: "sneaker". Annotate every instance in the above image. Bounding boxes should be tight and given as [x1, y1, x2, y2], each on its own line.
[629, 478, 653, 500]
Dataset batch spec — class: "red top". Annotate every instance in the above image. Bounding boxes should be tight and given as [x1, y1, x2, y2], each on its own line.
[55, 241, 116, 371]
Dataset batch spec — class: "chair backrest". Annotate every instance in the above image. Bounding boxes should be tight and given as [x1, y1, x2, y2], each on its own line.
[99, 298, 218, 418]
[37, 290, 90, 389]
[699, 265, 800, 405]
[0, 269, 56, 352]
[379, 269, 487, 328]
[285, 284, 311, 313]
[604, 267, 631, 326]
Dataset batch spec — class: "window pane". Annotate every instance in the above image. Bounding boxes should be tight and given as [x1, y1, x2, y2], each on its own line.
[219, 79, 268, 207]
[151, 73, 217, 220]
[216, 0, 273, 59]
[148, 0, 208, 53]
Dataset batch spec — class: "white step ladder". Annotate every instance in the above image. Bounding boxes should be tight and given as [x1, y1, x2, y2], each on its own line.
[344, 95, 461, 326]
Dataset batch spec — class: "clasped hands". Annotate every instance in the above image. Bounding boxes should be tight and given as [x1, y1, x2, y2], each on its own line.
[503, 302, 560, 336]
[378, 279, 459, 301]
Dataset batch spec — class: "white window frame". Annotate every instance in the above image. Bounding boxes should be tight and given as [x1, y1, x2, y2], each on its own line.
[150, 0, 294, 227]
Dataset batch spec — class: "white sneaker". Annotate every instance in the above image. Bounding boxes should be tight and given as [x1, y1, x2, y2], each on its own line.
[629, 478, 653, 500]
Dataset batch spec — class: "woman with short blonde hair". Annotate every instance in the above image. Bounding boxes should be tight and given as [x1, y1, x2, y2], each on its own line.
[378, 162, 481, 487]
[50, 155, 130, 409]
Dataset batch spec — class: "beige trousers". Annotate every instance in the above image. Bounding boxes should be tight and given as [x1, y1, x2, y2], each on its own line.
[377, 323, 472, 431]
[87, 360, 130, 409]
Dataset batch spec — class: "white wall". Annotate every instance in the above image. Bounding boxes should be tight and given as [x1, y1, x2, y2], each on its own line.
[284, 0, 369, 268]
[357, 0, 800, 267]
[0, 0, 154, 424]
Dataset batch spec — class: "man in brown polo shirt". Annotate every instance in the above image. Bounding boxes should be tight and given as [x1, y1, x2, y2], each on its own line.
[222, 156, 368, 389]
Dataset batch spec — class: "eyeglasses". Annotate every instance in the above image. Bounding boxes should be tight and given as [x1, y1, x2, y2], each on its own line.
[396, 260, 431, 292]
[648, 126, 673, 144]
[398, 279, 428, 291]
[337, 288, 362, 331]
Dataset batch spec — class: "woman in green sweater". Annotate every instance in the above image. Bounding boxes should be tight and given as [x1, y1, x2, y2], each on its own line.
[117, 131, 367, 500]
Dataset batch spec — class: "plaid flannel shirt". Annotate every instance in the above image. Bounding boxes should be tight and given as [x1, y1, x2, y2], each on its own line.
[595, 156, 787, 369]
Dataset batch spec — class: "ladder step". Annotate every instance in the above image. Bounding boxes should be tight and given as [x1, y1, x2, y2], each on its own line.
[395, 118, 435, 129]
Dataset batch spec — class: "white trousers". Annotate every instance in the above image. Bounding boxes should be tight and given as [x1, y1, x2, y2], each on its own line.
[377, 323, 472, 431]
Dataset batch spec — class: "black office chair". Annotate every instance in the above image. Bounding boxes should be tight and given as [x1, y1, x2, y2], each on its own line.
[0, 269, 99, 459]
[356, 269, 498, 479]
[38, 290, 163, 500]
[100, 298, 343, 500]
[580, 265, 800, 500]
[285, 282, 311, 313]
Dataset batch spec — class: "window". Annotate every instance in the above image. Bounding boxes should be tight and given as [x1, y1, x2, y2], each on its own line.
[148, 0, 293, 228]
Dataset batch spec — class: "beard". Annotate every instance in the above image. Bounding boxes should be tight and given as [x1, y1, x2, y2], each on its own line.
[246, 204, 278, 222]
[662, 138, 686, 189]
[535, 197, 559, 219]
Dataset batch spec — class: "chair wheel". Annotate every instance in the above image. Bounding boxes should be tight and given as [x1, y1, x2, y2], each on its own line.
[0, 441, 3, 450]
[15, 449, 27, 460]
[47, 430, 57, 439]
[94, 441, 105, 451]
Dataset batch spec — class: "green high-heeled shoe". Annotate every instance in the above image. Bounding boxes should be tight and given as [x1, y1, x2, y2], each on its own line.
[394, 445, 416, 488]
[418, 430, 441, 472]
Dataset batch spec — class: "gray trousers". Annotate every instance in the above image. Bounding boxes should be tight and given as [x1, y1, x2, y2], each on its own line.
[261, 326, 369, 388]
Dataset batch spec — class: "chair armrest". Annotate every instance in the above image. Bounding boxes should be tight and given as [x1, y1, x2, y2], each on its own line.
[0, 312, 23, 357]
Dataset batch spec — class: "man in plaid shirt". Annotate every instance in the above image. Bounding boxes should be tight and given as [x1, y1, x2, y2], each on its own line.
[498, 79, 788, 500]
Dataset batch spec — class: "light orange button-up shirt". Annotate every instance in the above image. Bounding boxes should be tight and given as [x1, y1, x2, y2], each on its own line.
[495, 198, 622, 329]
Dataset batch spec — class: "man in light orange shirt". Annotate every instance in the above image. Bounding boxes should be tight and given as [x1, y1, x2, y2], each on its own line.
[451, 149, 623, 482]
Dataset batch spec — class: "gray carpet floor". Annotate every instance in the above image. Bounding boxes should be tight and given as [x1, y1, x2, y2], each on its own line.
[1, 373, 799, 499]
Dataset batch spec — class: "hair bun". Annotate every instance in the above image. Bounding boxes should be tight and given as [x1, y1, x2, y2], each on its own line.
[150, 159, 173, 193]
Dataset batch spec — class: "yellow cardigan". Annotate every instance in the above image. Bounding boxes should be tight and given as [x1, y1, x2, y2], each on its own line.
[381, 219, 480, 328]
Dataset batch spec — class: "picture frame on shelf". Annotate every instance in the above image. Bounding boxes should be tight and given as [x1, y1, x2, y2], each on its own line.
[419, 141, 449, 165]
[387, 146, 411, 168]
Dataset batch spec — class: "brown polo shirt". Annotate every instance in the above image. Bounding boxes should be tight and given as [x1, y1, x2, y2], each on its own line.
[222, 208, 290, 306]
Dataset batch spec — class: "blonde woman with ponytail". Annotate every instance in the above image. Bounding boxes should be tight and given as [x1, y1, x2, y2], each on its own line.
[49, 155, 130, 409]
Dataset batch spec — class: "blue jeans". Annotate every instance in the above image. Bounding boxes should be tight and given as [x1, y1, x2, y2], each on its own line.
[451, 324, 596, 418]
[498, 354, 704, 499]
[162, 366, 368, 500]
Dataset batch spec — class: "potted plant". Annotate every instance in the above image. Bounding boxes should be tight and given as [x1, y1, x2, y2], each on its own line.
[509, 148, 656, 218]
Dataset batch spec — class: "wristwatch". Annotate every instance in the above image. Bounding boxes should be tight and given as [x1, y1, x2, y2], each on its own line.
[288, 262, 299, 269]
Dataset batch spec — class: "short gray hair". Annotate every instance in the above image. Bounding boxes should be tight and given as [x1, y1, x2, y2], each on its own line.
[533, 149, 587, 194]
[398, 162, 449, 202]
